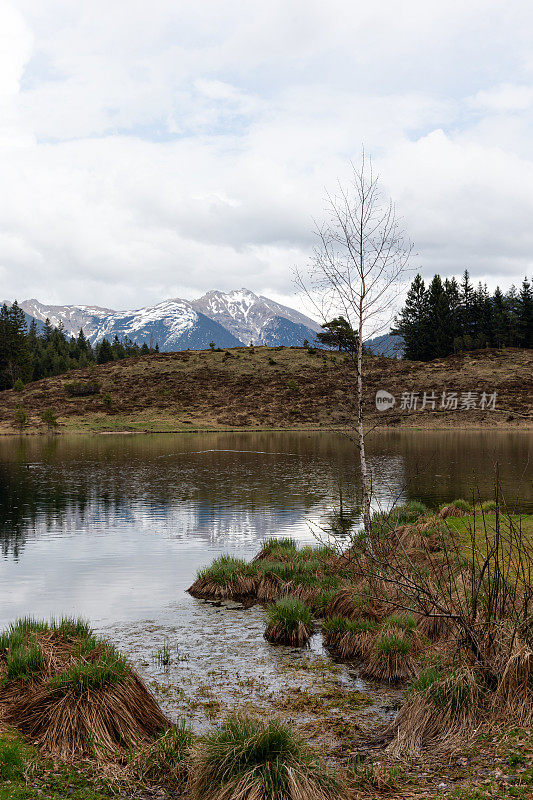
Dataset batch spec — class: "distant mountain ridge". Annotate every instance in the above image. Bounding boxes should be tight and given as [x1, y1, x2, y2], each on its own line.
[19, 290, 320, 351]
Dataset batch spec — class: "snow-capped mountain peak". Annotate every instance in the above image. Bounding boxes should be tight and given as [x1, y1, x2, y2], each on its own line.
[192, 288, 320, 346]
[19, 289, 320, 351]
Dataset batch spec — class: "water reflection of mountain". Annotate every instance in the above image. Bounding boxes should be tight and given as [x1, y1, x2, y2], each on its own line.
[0, 431, 531, 561]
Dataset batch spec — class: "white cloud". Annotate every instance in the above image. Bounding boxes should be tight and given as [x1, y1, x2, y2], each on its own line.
[0, 0, 532, 310]
[472, 83, 533, 113]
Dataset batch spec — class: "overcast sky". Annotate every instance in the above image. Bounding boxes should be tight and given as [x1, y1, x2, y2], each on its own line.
[1, 0, 533, 313]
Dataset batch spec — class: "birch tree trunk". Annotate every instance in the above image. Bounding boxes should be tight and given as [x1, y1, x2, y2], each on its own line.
[296, 155, 411, 552]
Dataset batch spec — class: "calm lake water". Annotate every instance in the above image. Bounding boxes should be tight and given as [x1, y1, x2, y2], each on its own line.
[0, 430, 531, 727]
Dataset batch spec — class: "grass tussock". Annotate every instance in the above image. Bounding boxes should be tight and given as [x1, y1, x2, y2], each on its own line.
[388, 666, 480, 755]
[324, 582, 388, 622]
[264, 598, 314, 647]
[129, 721, 192, 788]
[188, 556, 257, 600]
[190, 715, 340, 800]
[252, 537, 298, 563]
[322, 616, 377, 660]
[361, 627, 417, 684]
[0, 617, 168, 759]
[438, 499, 472, 518]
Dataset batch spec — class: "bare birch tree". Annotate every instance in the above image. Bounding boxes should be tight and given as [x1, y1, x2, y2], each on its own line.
[296, 155, 412, 545]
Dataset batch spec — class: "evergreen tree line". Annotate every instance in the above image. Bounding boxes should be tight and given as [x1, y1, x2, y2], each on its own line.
[393, 272, 533, 361]
[0, 301, 159, 390]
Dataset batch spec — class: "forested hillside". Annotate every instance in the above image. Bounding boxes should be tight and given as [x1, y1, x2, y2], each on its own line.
[0, 301, 158, 390]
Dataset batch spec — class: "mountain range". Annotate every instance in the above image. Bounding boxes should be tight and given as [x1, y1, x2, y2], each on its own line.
[19, 290, 322, 351]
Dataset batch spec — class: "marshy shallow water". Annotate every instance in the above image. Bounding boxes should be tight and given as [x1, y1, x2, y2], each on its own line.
[0, 430, 531, 737]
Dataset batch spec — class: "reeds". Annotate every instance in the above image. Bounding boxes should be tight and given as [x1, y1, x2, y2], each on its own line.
[189, 715, 340, 800]
[264, 598, 314, 647]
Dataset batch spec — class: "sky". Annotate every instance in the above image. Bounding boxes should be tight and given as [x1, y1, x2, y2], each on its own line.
[1, 0, 533, 313]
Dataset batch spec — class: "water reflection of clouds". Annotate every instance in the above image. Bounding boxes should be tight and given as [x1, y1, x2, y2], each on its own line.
[0, 503, 321, 628]
[0, 432, 531, 627]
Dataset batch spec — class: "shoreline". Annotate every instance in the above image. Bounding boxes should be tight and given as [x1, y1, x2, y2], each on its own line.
[1, 417, 531, 436]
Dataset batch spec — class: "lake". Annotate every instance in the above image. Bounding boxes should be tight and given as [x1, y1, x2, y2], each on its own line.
[0, 430, 531, 727]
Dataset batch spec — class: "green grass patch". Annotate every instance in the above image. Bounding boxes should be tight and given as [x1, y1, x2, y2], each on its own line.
[439, 498, 472, 512]
[372, 500, 430, 534]
[411, 666, 478, 713]
[0, 735, 26, 781]
[5, 642, 43, 682]
[258, 537, 298, 560]
[375, 631, 411, 657]
[130, 721, 192, 786]
[383, 613, 417, 633]
[266, 597, 313, 630]
[196, 555, 256, 585]
[191, 714, 337, 800]
[49, 647, 128, 694]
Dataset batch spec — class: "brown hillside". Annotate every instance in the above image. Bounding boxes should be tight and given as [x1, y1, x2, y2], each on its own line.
[0, 346, 531, 434]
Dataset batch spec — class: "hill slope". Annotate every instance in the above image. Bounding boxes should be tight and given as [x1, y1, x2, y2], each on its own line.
[1, 347, 531, 434]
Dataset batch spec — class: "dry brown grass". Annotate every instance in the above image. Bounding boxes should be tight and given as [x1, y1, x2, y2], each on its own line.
[324, 583, 388, 622]
[189, 714, 340, 800]
[6, 674, 166, 759]
[438, 506, 470, 519]
[492, 640, 533, 726]
[388, 667, 480, 755]
[189, 573, 257, 601]
[1, 345, 530, 434]
[0, 627, 167, 759]
[264, 620, 313, 647]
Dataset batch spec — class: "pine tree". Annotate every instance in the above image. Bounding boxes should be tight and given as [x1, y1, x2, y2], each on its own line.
[316, 317, 359, 353]
[444, 277, 461, 351]
[517, 277, 533, 348]
[42, 318, 54, 342]
[96, 338, 114, 364]
[111, 335, 126, 360]
[459, 270, 475, 339]
[4, 302, 31, 386]
[491, 287, 508, 348]
[393, 274, 430, 360]
[505, 286, 521, 346]
[77, 328, 89, 353]
[426, 276, 454, 358]
[0, 304, 10, 389]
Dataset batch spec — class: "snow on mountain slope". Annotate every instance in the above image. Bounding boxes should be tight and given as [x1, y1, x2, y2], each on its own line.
[20, 298, 242, 351]
[20, 289, 320, 350]
[192, 288, 320, 345]
[19, 299, 112, 341]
